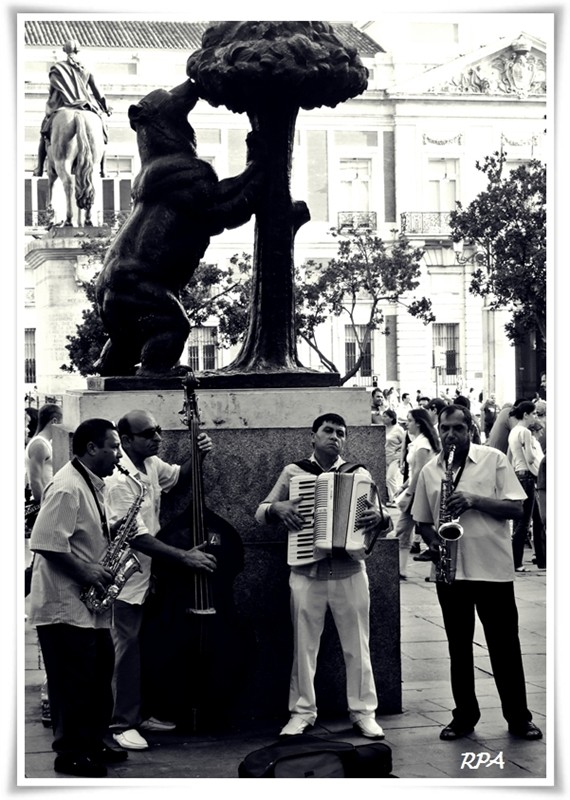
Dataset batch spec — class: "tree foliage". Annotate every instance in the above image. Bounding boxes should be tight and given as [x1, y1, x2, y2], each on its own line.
[61, 227, 433, 384]
[186, 21, 368, 113]
[448, 151, 546, 345]
[295, 226, 434, 384]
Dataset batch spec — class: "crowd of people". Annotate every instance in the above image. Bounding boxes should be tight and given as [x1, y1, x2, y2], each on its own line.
[371, 385, 547, 577]
[24, 385, 546, 777]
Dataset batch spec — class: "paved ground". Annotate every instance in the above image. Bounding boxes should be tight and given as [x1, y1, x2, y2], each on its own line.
[21, 539, 549, 786]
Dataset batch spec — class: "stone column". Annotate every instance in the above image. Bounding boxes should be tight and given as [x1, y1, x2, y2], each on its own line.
[24, 230, 105, 398]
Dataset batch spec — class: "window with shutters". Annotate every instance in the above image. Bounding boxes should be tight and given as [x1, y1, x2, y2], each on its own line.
[432, 323, 459, 384]
[345, 325, 373, 382]
[187, 327, 218, 372]
[25, 328, 36, 384]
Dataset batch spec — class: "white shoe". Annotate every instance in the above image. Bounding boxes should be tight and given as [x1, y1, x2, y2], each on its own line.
[279, 715, 313, 736]
[140, 717, 176, 732]
[112, 729, 149, 750]
[352, 717, 385, 739]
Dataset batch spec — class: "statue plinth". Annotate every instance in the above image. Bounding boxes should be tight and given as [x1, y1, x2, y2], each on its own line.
[87, 375, 187, 392]
[87, 370, 341, 392]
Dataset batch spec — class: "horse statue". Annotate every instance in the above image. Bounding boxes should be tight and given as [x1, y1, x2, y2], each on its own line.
[45, 108, 105, 227]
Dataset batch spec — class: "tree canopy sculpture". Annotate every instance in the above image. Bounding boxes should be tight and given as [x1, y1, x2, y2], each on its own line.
[187, 21, 368, 382]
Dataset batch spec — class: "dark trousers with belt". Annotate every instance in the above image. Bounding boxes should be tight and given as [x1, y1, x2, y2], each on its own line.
[512, 472, 536, 569]
[37, 624, 115, 757]
[436, 580, 532, 729]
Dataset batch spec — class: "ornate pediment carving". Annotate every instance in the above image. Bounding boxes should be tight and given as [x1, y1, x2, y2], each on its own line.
[428, 36, 546, 98]
[390, 33, 547, 100]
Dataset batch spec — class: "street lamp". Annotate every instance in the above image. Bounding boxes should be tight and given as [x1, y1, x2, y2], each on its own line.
[453, 240, 487, 266]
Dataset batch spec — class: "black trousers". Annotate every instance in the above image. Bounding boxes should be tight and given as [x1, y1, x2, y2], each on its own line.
[512, 474, 536, 569]
[36, 624, 115, 757]
[436, 580, 532, 729]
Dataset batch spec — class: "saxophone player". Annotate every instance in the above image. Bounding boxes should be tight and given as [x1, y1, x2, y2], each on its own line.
[411, 405, 543, 742]
[27, 418, 129, 777]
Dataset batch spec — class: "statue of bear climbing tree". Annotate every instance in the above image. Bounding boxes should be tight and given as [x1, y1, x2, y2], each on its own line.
[186, 21, 368, 382]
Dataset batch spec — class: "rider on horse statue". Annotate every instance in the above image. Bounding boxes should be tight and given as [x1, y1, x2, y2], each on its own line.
[33, 40, 112, 178]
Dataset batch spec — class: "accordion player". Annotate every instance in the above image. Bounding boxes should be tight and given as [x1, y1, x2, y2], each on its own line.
[287, 471, 389, 566]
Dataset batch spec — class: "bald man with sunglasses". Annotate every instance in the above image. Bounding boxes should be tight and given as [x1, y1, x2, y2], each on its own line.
[104, 409, 215, 751]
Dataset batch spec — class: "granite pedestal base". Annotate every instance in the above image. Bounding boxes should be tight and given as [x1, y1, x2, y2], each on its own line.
[52, 387, 401, 722]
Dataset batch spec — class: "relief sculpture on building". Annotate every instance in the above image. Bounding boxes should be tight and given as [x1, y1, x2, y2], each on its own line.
[431, 36, 546, 98]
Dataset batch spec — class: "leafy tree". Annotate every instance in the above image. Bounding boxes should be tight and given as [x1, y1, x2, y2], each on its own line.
[448, 151, 546, 346]
[294, 226, 434, 385]
[61, 228, 434, 384]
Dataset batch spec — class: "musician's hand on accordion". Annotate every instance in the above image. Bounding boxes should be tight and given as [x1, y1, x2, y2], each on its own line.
[270, 497, 305, 531]
[358, 499, 394, 536]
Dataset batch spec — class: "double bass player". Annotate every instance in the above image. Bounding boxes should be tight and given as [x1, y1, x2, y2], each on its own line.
[104, 409, 215, 751]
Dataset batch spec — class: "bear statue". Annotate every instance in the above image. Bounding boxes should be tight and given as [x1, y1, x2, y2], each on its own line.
[94, 79, 265, 377]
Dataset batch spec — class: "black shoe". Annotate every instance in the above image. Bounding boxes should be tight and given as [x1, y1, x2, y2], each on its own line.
[399, 574, 407, 581]
[54, 754, 107, 777]
[439, 722, 475, 741]
[413, 550, 433, 562]
[95, 745, 129, 763]
[410, 543, 421, 554]
[508, 721, 543, 740]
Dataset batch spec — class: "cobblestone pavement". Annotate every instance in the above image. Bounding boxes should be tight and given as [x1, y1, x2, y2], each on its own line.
[20, 541, 549, 786]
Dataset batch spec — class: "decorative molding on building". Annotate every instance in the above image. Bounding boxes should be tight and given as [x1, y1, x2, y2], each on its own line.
[424, 37, 546, 99]
[501, 133, 539, 147]
[25, 287, 35, 307]
[423, 133, 462, 146]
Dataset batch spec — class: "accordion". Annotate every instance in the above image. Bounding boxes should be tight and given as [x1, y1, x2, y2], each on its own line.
[287, 472, 380, 566]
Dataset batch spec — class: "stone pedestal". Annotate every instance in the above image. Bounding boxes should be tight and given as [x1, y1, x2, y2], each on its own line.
[25, 229, 108, 397]
[53, 385, 402, 721]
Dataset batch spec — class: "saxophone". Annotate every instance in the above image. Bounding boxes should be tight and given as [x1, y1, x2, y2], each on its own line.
[81, 465, 145, 614]
[435, 445, 464, 585]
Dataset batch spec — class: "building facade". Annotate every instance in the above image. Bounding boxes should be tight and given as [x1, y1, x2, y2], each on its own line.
[21, 16, 549, 405]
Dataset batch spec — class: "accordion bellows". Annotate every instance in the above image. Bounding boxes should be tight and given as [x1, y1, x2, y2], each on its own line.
[287, 472, 378, 566]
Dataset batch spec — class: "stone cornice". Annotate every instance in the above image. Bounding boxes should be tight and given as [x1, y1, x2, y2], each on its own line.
[25, 230, 105, 267]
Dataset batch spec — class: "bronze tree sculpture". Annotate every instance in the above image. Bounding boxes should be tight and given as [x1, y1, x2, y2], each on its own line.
[187, 21, 368, 385]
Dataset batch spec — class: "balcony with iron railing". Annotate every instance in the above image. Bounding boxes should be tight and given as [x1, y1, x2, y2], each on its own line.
[400, 211, 452, 237]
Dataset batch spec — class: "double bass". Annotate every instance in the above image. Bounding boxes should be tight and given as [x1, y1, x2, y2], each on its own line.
[140, 375, 250, 732]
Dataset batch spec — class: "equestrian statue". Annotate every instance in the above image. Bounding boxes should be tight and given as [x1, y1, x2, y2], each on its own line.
[33, 39, 111, 227]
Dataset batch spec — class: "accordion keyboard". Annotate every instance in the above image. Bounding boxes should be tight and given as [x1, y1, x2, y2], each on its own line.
[287, 475, 326, 566]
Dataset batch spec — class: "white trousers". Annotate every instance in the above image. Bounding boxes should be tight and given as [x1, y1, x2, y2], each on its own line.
[288, 570, 378, 722]
[386, 460, 403, 501]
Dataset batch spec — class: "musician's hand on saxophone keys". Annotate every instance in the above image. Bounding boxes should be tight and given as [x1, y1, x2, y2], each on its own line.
[446, 490, 476, 517]
[109, 516, 127, 540]
[79, 562, 114, 595]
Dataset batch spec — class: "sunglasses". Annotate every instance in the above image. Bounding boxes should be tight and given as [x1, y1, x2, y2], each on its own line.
[132, 425, 162, 439]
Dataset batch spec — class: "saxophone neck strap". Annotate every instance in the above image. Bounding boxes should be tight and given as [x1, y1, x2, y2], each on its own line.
[71, 457, 110, 540]
[451, 458, 467, 492]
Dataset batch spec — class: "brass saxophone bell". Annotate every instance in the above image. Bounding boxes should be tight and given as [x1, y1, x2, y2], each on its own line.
[437, 520, 464, 542]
